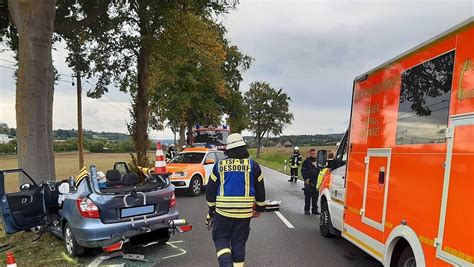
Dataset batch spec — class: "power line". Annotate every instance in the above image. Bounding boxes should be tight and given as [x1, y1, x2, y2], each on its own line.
[0, 64, 16, 71]
[0, 59, 16, 64]
[398, 106, 449, 121]
[0, 64, 74, 80]
[81, 84, 130, 116]
[84, 80, 130, 109]
[0, 64, 130, 115]
[398, 99, 448, 118]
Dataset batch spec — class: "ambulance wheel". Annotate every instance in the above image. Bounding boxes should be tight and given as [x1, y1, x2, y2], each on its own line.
[319, 201, 334, 237]
[189, 176, 203, 196]
[64, 223, 85, 257]
[395, 244, 416, 267]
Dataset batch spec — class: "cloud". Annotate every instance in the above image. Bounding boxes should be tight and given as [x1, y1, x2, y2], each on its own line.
[1, 0, 473, 138]
[224, 0, 472, 134]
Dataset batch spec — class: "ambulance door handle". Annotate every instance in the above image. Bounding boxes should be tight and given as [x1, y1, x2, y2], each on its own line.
[378, 167, 385, 184]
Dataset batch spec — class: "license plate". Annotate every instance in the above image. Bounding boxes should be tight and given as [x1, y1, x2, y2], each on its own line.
[120, 205, 155, 218]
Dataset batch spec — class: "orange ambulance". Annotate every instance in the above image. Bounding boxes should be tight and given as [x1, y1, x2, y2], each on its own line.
[317, 18, 473, 266]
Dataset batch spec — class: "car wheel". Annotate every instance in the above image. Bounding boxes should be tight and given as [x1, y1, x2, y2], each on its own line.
[319, 201, 334, 237]
[64, 223, 85, 257]
[189, 176, 202, 196]
[397, 245, 416, 267]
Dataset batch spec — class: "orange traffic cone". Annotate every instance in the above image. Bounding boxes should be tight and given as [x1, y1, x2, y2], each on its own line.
[6, 251, 16, 267]
[155, 142, 168, 174]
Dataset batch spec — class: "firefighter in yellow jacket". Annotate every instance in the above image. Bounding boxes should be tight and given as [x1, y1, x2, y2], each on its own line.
[206, 133, 266, 267]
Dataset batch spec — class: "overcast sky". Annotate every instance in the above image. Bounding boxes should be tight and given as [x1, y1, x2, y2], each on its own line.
[0, 0, 472, 139]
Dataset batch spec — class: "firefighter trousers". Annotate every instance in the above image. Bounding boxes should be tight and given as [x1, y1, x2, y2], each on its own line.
[304, 185, 319, 213]
[212, 213, 251, 267]
[290, 168, 298, 182]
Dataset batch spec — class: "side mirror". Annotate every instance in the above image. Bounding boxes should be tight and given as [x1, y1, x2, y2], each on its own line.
[20, 183, 31, 192]
[205, 158, 216, 165]
[316, 150, 327, 169]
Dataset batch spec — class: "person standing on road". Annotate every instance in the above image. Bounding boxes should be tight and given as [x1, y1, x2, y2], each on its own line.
[301, 148, 321, 215]
[205, 133, 266, 267]
[288, 146, 303, 183]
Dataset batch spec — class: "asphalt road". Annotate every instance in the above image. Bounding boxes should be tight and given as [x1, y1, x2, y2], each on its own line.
[85, 166, 382, 267]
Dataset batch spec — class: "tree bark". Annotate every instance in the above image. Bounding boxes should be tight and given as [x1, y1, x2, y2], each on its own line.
[132, 41, 151, 166]
[178, 122, 186, 147]
[9, 0, 56, 184]
[256, 137, 261, 159]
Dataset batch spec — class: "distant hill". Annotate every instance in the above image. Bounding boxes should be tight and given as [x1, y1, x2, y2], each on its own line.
[244, 133, 344, 147]
[53, 129, 130, 141]
[2, 122, 343, 147]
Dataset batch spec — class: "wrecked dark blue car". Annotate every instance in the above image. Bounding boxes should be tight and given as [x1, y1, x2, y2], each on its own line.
[0, 163, 190, 257]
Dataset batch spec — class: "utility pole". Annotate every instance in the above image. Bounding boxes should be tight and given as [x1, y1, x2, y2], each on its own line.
[76, 71, 84, 169]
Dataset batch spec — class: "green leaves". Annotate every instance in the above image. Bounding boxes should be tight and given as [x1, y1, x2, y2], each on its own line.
[148, 7, 251, 136]
[244, 81, 294, 157]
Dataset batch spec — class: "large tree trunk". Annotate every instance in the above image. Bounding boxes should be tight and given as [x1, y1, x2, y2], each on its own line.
[9, 0, 56, 184]
[132, 42, 151, 167]
[178, 122, 186, 147]
[256, 137, 262, 159]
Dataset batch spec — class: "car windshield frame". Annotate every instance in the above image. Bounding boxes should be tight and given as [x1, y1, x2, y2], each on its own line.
[169, 152, 206, 164]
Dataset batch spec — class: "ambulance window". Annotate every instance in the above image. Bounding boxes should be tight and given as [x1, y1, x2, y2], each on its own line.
[215, 152, 226, 161]
[205, 153, 216, 163]
[335, 131, 348, 167]
[396, 50, 455, 145]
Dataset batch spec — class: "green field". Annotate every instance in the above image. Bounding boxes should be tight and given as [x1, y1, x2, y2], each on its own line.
[249, 146, 336, 176]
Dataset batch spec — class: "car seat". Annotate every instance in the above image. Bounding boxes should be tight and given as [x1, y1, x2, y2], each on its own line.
[123, 172, 139, 186]
[106, 169, 122, 187]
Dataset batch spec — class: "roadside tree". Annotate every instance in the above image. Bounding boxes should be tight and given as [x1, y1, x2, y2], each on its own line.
[245, 81, 294, 158]
[0, 0, 109, 183]
[149, 8, 251, 145]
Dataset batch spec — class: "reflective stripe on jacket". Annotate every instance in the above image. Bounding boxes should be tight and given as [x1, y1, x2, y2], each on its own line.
[206, 158, 266, 218]
[289, 153, 302, 168]
[316, 168, 328, 189]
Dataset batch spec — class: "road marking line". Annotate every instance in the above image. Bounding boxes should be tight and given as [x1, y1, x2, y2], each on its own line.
[261, 166, 304, 184]
[162, 241, 187, 259]
[274, 211, 295, 229]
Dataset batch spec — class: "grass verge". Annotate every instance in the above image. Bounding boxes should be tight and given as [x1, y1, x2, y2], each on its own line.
[249, 146, 336, 176]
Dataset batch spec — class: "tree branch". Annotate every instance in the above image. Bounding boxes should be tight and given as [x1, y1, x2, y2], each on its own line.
[54, 0, 111, 34]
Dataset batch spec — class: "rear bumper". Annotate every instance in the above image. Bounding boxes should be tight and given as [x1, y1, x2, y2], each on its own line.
[72, 208, 179, 248]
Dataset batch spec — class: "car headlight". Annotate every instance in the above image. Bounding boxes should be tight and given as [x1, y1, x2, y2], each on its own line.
[173, 172, 188, 178]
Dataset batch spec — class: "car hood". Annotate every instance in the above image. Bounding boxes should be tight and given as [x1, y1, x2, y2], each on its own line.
[166, 164, 200, 174]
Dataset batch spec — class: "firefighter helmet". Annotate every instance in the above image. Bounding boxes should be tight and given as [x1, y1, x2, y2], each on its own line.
[226, 133, 246, 150]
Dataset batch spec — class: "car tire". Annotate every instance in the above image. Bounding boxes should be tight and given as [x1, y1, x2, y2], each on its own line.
[189, 176, 202, 196]
[396, 245, 416, 267]
[319, 201, 334, 237]
[64, 223, 85, 257]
